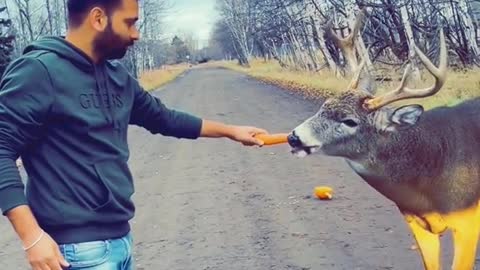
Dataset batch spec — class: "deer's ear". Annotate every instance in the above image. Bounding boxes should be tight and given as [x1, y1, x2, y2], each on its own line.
[391, 105, 424, 127]
[374, 105, 424, 132]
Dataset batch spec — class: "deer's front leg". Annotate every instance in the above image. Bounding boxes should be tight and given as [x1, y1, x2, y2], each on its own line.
[404, 214, 441, 270]
[443, 202, 480, 270]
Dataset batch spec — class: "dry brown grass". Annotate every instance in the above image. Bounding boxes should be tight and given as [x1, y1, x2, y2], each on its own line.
[214, 59, 480, 110]
[138, 64, 190, 91]
[214, 59, 347, 99]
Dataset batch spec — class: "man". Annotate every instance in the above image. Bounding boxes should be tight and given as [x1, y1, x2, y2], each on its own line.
[0, 0, 268, 269]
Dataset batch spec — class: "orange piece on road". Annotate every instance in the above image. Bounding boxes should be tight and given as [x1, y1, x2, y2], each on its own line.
[314, 186, 334, 200]
[254, 133, 289, 145]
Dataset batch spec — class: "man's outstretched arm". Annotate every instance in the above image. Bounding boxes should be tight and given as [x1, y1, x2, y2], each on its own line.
[129, 79, 267, 145]
[199, 119, 266, 146]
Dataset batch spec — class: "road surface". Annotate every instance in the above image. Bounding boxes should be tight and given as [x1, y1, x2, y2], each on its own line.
[0, 67, 466, 269]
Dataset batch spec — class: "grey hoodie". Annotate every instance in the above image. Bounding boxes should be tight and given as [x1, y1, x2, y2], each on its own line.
[0, 36, 202, 244]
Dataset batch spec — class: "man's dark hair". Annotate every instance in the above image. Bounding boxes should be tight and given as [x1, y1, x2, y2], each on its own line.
[67, 0, 122, 27]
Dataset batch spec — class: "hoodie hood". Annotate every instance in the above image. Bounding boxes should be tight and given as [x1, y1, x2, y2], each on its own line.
[23, 36, 95, 72]
[24, 36, 117, 125]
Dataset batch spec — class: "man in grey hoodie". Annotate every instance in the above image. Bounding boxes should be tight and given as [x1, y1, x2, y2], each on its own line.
[0, 0, 268, 269]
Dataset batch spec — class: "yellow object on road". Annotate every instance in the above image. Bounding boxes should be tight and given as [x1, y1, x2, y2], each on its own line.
[314, 186, 333, 200]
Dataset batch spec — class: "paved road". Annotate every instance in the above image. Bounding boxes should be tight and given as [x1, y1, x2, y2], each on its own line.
[1, 67, 464, 269]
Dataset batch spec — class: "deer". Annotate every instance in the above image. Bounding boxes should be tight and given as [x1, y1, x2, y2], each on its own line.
[286, 11, 480, 270]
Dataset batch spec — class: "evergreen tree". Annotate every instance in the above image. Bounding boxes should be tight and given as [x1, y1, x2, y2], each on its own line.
[171, 36, 190, 63]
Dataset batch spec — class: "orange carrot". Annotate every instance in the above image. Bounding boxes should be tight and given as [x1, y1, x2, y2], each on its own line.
[254, 133, 289, 145]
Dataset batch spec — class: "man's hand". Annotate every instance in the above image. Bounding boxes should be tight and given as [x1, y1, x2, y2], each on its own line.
[229, 125, 267, 146]
[25, 231, 70, 270]
[6, 205, 70, 270]
[200, 120, 267, 146]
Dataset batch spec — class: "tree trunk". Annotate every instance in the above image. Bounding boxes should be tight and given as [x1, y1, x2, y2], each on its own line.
[311, 17, 340, 76]
[45, 0, 53, 35]
[460, 0, 480, 64]
[345, 1, 372, 70]
[400, 5, 421, 82]
[63, 0, 68, 31]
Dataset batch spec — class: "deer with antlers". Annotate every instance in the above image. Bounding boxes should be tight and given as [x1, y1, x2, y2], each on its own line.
[287, 11, 480, 270]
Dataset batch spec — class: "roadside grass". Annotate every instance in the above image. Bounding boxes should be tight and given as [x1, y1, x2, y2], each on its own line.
[212, 59, 480, 110]
[138, 63, 190, 91]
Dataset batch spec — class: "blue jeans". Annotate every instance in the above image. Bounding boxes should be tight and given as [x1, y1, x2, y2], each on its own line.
[59, 233, 134, 270]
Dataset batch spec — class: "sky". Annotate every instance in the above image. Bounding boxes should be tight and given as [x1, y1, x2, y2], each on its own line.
[162, 0, 219, 48]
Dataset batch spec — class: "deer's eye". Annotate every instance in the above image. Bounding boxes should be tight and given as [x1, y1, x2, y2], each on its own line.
[342, 119, 358, 128]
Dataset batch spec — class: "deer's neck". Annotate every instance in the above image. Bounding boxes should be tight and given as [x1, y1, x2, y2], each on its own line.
[349, 126, 450, 183]
[345, 128, 450, 214]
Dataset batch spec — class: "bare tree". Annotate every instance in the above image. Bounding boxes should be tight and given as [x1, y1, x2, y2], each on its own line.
[217, 0, 256, 66]
[211, 0, 480, 75]
[122, 0, 171, 76]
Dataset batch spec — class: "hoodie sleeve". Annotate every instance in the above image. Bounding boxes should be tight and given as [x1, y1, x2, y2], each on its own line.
[129, 79, 203, 139]
[0, 57, 54, 215]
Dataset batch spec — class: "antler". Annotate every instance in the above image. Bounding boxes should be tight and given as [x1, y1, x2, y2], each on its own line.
[363, 28, 448, 110]
[347, 56, 366, 90]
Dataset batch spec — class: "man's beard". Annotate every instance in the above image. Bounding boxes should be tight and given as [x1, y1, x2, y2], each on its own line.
[93, 23, 133, 61]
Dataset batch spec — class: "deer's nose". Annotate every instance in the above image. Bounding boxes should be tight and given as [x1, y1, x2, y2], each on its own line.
[288, 131, 302, 147]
